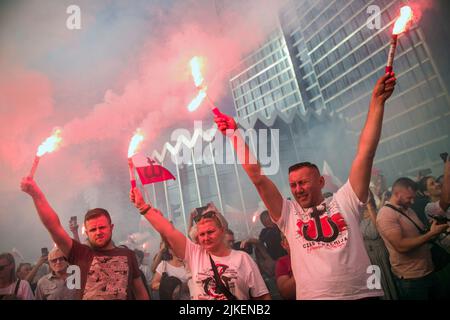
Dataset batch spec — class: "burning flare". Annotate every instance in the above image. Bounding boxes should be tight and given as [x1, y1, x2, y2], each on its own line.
[392, 6, 413, 35]
[127, 129, 144, 188]
[128, 128, 145, 158]
[29, 129, 62, 178]
[36, 129, 62, 157]
[187, 89, 207, 112]
[190, 56, 205, 88]
[187, 56, 222, 116]
[386, 6, 414, 73]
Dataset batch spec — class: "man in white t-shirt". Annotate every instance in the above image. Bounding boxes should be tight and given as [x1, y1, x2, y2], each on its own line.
[214, 73, 397, 299]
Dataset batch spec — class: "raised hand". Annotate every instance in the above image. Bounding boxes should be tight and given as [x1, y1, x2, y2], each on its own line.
[372, 72, 396, 104]
[20, 176, 41, 197]
[214, 112, 237, 136]
[130, 187, 147, 210]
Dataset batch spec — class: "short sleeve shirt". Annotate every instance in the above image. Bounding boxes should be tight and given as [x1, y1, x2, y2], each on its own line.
[184, 239, 269, 300]
[275, 180, 383, 300]
[156, 260, 191, 284]
[0, 280, 35, 300]
[68, 240, 140, 300]
[35, 273, 78, 300]
[377, 203, 434, 279]
[275, 255, 292, 279]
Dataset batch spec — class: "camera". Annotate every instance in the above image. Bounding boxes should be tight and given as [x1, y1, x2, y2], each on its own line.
[430, 215, 450, 225]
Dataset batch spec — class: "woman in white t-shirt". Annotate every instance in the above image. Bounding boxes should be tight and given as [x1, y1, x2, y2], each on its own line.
[151, 247, 191, 300]
[130, 188, 270, 300]
[0, 253, 35, 300]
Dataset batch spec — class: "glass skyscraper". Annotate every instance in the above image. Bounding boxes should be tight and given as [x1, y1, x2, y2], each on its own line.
[148, 0, 449, 239]
[231, 0, 450, 181]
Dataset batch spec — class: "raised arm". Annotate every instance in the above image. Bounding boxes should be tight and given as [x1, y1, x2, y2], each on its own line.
[130, 187, 187, 260]
[25, 255, 47, 284]
[20, 177, 73, 257]
[439, 155, 450, 212]
[349, 73, 396, 202]
[214, 113, 284, 221]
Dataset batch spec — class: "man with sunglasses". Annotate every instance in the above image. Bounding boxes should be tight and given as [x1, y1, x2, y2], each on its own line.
[35, 247, 77, 300]
[214, 73, 396, 299]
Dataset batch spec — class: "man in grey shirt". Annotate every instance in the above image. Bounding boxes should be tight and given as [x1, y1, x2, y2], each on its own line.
[377, 178, 448, 299]
[35, 247, 77, 300]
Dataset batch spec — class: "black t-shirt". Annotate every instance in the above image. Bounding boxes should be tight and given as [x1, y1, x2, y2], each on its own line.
[410, 195, 430, 226]
[68, 240, 140, 300]
[259, 227, 287, 261]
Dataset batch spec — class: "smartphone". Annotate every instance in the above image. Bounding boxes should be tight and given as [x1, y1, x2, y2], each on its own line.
[440, 152, 448, 163]
[41, 247, 49, 256]
[70, 216, 77, 224]
[418, 168, 432, 177]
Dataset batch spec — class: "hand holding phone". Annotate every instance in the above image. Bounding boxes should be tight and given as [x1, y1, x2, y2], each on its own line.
[41, 247, 49, 257]
[440, 152, 448, 163]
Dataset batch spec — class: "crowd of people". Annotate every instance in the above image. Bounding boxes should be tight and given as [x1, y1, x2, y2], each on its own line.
[2, 72, 449, 300]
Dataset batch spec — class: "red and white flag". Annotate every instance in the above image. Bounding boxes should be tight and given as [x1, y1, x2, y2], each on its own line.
[132, 154, 175, 185]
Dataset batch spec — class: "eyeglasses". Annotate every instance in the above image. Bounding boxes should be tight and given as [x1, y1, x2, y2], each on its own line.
[0, 263, 11, 271]
[49, 257, 66, 264]
[194, 210, 217, 223]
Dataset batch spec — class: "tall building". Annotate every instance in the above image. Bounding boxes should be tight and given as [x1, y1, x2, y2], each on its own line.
[229, 29, 305, 121]
[147, 0, 449, 238]
[230, 0, 450, 181]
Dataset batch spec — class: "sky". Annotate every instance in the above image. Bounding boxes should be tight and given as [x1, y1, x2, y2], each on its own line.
[0, 0, 286, 261]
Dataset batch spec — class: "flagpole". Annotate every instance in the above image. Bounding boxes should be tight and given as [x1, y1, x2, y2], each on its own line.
[143, 185, 151, 205]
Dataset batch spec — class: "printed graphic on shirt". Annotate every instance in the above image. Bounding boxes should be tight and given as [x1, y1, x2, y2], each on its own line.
[195, 263, 237, 300]
[83, 256, 129, 300]
[295, 199, 348, 253]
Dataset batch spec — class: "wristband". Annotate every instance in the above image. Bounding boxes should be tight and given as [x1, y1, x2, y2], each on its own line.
[139, 204, 151, 215]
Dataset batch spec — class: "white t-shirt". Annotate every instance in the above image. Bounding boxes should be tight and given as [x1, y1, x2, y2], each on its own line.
[156, 260, 191, 284]
[0, 280, 35, 300]
[276, 180, 383, 300]
[184, 239, 269, 300]
[425, 201, 450, 219]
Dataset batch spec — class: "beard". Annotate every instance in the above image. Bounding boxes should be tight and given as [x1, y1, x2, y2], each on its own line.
[88, 235, 112, 249]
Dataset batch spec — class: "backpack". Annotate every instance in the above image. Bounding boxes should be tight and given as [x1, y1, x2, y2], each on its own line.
[159, 262, 182, 300]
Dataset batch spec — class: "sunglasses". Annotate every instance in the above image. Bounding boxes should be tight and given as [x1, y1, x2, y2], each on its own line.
[49, 257, 67, 264]
[0, 263, 11, 271]
[194, 210, 217, 223]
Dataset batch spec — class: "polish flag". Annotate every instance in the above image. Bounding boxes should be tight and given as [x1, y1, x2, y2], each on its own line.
[132, 154, 175, 185]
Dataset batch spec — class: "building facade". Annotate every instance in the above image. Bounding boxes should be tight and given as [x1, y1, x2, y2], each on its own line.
[147, 0, 450, 238]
